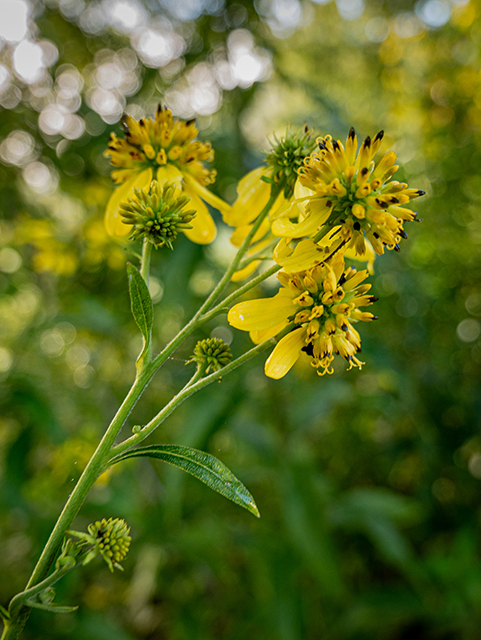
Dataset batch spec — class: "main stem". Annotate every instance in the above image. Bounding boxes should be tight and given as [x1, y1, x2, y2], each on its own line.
[2, 181, 284, 640]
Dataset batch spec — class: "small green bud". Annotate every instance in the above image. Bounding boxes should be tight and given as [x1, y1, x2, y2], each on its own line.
[132, 425, 142, 434]
[187, 337, 232, 374]
[265, 125, 317, 199]
[68, 517, 132, 572]
[119, 180, 196, 248]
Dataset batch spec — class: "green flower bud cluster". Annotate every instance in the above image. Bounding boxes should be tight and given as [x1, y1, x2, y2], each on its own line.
[265, 126, 317, 199]
[188, 337, 232, 374]
[68, 517, 131, 572]
[120, 180, 196, 248]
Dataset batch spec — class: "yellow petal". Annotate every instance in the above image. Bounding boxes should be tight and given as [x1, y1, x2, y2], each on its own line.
[264, 327, 306, 379]
[157, 165, 183, 194]
[271, 203, 331, 238]
[231, 260, 261, 282]
[273, 238, 327, 271]
[228, 290, 296, 331]
[183, 173, 232, 216]
[182, 185, 217, 245]
[105, 169, 152, 237]
[225, 167, 271, 227]
[269, 197, 304, 222]
[250, 320, 288, 344]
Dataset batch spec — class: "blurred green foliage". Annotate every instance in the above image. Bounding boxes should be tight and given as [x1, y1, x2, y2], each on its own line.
[1, 0, 481, 638]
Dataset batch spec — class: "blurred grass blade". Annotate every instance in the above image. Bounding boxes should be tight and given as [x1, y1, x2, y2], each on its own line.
[126, 262, 153, 342]
[111, 444, 260, 518]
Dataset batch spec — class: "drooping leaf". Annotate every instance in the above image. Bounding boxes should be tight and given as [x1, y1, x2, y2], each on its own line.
[111, 444, 260, 518]
[126, 263, 153, 342]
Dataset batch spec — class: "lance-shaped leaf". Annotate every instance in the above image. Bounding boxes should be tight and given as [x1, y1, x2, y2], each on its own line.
[111, 444, 260, 518]
[126, 263, 153, 342]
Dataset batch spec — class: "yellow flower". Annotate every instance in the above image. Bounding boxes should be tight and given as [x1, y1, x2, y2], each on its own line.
[228, 253, 377, 379]
[271, 128, 424, 268]
[104, 106, 231, 245]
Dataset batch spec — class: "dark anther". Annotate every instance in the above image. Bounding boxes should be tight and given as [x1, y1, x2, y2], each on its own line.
[186, 119, 196, 126]
[374, 130, 384, 142]
[361, 167, 369, 176]
[348, 127, 356, 139]
[326, 200, 332, 207]
[353, 221, 361, 231]
[363, 136, 371, 147]
[373, 232, 380, 238]
[389, 197, 399, 204]
[394, 244, 401, 252]
[399, 229, 408, 239]
[369, 296, 379, 302]
[332, 140, 340, 151]
[417, 190, 425, 196]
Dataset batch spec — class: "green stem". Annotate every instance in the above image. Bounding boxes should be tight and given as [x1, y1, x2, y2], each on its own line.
[9, 561, 76, 619]
[198, 263, 280, 324]
[149, 183, 283, 374]
[25, 367, 153, 590]
[109, 325, 292, 460]
[236, 239, 278, 271]
[195, 184, 282, 317]
[3, 182, 284, 640]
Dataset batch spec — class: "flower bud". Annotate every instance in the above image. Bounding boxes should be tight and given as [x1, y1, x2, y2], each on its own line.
[188, 338, 232, 374]
[119, 180, 196, 248]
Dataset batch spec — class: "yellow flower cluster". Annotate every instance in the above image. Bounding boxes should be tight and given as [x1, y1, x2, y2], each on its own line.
[226, 128, 424, 379]
[271, 128, 424, 270]
[228, 253, 376, 378]
[104, 106, 230, 245]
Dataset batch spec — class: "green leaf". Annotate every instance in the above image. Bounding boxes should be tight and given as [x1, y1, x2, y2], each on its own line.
[25, 599, 78, 613]
[111, 444, 260, 518]
[126, 263, 153, 342]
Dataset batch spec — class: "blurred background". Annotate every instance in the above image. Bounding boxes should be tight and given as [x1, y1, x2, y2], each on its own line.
[1, 0, 481, 638]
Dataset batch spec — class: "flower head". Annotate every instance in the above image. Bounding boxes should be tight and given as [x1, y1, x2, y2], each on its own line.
[105, 105, 215, 187]
[271, 128, 424, 266]
[68, 517, 131, 572]
[265, 125, 317, 199]
[228, 253, 377, 379]
[104, 106, 231, 245]
[187, 337, 232, 374]
[119, 180, 196, 249]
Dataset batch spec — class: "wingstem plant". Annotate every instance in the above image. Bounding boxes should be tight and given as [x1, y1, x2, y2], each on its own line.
[1, 112, 423, 639]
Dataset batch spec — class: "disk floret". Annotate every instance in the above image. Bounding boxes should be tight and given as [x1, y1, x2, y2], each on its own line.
[266, 126, 317, 199]
[188, 338, 233, 373]
[298, 128, 425, 255]
[104, 105, 216, 186]
[119, 181, 196, 248]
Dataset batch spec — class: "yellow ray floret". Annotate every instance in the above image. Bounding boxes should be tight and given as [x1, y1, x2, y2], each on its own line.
[228, 253, 378, 379]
